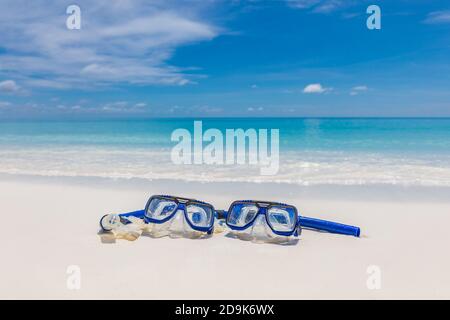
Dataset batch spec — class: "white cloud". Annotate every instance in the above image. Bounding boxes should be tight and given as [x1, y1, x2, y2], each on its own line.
[0, 101, 11, 107]
[0, 80, 20, 93]
[424, 11, 450, 24]
[194, 105, 223, 114]
[303, 83, 330, 94]
[101, 101, 129, 111]
[97, 100, 150, 113]
[313, 0, 344, 13]
[350, 85, 368, 95]
[287, 0, 321, 9]
[251, 84, 258, 89]
[287, 0, 346, 13]
[0, 1, 219, 90]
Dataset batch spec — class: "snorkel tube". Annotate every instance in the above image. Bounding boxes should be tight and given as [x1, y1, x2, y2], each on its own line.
[298, 216, 360, 237]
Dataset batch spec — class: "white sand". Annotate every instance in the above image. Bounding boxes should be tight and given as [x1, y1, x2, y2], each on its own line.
[1, 175, 450, 299]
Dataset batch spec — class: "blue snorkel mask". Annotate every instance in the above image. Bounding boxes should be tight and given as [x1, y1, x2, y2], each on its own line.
[143, 195, 215, 238]
[99, 195, 360, 242]
[100, 195, 216, 239]
[219, 200, 360, 244]
[222, 200, 300, 244]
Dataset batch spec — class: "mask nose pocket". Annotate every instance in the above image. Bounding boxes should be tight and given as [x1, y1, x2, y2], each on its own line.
[231, 214, 270, 242]
[143, 212, 177, 238]
[168, 210, 188, 237]
[250, 215, 275, 242]
[230, 213, 299, 245]
[166, 209, 205, 239]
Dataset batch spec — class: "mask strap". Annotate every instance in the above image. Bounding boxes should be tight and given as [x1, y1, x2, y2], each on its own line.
[119, 209, 146, 219]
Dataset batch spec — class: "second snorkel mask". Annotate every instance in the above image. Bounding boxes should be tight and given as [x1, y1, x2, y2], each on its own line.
[99, 194, 360, 243]
[222, 200, 301, 244]
[221, 200, 360, 244]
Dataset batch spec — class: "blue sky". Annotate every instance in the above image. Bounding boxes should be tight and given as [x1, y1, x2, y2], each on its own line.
[0, 0, 449, 118]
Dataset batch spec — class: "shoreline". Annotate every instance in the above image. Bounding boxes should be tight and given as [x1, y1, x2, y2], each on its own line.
[1, 172, 449, 203]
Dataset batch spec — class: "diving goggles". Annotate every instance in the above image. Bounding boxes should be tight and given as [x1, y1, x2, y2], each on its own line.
[221, 200, 360, 243]
[100, 195, 216, 239]
[99, 195, 360, 241]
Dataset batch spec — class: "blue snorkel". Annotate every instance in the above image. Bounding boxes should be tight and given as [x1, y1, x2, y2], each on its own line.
[298, 216, 360, 237]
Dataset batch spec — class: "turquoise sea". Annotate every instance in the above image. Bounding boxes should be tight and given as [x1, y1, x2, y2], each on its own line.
[0, 118, 449, 186]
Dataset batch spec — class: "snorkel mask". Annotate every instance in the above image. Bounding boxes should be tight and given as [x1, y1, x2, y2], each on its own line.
[222, 200, 360, 244]
[100, 195, 217, 239]
[143, 195, 215, 238]
[223, 200, 300, 244]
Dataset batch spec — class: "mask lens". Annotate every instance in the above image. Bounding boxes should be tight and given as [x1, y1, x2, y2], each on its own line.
[227, 203, 259, 227]
[267, 206, 296, 232]
[186, 204, 214, 228]
[146, 198, 177, 221]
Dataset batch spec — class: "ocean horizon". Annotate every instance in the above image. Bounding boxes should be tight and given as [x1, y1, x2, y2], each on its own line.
[1, 117, 449, 186]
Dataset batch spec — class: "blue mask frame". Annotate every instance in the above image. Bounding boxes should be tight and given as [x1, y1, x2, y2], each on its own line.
[143, 195, 215, 234]
[225, 200, 300, 237]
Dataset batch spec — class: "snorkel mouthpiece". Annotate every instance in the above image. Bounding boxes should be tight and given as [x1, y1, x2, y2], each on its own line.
[100, 214, 120, 232]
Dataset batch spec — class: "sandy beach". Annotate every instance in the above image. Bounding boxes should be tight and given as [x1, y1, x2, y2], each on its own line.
[1, 174, 449, 299]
